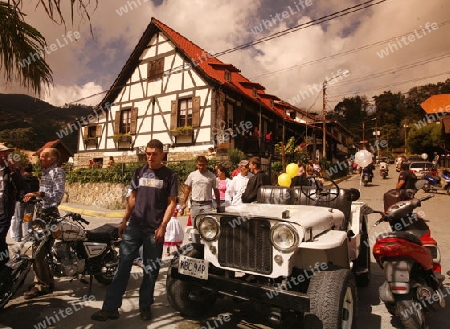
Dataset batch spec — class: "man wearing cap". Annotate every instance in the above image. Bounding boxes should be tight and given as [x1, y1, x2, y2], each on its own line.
[226, 160, 253, 206]
[0, 145, 24, 270]
[181, 156, 220, 220]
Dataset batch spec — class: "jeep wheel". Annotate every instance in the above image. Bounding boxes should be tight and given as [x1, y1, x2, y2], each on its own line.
[166, 249, 216, 319]
[304, 269, 357, 329]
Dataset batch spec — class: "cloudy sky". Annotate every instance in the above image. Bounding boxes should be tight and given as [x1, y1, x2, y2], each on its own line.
[1, 0, 449, 114]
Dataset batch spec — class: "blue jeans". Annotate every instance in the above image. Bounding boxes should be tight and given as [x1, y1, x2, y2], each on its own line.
[102, 224, 163, 311]
[14, 202, 34, 241]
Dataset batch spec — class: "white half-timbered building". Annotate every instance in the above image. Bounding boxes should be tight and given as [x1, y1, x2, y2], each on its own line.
[74, 18, 347, 167]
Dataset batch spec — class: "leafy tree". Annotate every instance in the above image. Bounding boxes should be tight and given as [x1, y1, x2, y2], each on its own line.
[0, 0, 97, 95]
[407, 124, 442, 154]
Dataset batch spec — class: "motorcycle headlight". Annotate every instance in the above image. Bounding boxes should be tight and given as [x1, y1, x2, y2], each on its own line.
[197, 215, 220, 242]
[270, 223, 299, 253]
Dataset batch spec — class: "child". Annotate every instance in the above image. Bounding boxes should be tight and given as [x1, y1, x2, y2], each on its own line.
[164, 209, 184, 256]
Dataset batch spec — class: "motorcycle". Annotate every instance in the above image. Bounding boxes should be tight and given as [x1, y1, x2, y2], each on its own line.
[418, 170, 450, 195]
[361, 169, 373, 186]
[0, 253, 32, 309]
[380, 167, 389, 179]
[370, 191, 445, 329]
[0, 202, 120, 309]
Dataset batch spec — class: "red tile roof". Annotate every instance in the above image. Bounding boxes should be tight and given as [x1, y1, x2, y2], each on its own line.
[99, 18, 316, 130]
[151, 18, 310, 121]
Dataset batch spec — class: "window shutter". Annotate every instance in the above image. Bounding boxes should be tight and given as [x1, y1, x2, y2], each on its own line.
[130, 107, 138, 134]
[156, 58, 164, 77]
[170, 100, 177, 129]
[114, 111, 121, 134]
[148, 61, 156, 80]
[192, 96, 200, 127]
[83, 127, 88, 138]
[95, 125, 102, 137]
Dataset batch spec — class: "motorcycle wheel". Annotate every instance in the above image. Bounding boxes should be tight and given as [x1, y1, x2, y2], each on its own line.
[446, 187, 450, 195]
[397, 298, 428, 329]
[94, 248, 119, 285]
[423, 183, 431, 193]
[363, 180, 368, 187]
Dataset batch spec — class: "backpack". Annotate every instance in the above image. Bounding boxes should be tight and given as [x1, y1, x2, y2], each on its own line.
[23, 175, 39, 194]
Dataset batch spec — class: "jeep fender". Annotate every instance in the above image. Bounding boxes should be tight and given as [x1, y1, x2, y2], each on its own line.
[292, 230, 350, 269]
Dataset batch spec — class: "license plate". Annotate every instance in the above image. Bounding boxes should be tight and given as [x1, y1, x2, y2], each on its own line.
[178, 255, 208, 280]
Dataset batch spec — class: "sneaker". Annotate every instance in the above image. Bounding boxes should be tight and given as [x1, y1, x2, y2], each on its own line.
[91, 309, 120, 321]
[23, 286, 52, 300]
[140, 306, 152, 321]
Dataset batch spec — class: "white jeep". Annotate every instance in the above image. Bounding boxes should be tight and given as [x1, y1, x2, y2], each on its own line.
[166, 181, 370, 328]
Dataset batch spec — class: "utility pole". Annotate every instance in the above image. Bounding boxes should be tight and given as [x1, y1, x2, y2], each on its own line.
[322, 80, 327, 160]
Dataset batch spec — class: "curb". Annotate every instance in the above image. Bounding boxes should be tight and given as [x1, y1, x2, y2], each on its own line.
[58, 204, 125, 219]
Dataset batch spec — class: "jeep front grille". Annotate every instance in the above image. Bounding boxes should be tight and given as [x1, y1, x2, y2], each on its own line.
[218, 217, 272, 274]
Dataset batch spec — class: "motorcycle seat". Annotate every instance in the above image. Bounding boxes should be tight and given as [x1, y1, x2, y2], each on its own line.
[86, 223, 119, 242]
[377, 231, 422, 245]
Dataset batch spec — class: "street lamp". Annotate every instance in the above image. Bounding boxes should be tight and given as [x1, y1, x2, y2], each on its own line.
[403, 121, 409, 153]
[362, 117, 376, 149]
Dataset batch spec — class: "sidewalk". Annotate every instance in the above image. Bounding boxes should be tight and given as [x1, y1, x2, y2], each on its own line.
[58, 202, 125, 218]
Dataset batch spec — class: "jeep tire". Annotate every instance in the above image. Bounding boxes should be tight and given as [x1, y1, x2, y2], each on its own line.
[166, 247, 216, 319]
[304, 269, 357, 329]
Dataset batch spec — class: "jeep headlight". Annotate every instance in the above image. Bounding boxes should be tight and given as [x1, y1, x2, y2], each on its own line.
[197, 215, 220, 241]
[270, 223, 299, 252]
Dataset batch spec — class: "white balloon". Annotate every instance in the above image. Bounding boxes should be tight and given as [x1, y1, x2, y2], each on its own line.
[421, 153, 428, 160]
[354, 150, 373, 168]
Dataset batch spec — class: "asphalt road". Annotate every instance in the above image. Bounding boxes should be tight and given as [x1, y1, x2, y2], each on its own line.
[1, 172, 449, 328]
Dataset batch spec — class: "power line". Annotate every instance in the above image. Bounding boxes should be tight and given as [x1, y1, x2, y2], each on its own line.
[65, 0, 391, 106]
[250, 19, 450, 80]
[327, 71, 450, 100]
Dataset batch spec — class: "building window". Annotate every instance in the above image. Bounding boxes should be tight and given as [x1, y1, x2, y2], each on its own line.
[170, 96, 200, 131]
[178, 98, 193, 127]
[88, 125, 97, 137]
[120, 108, 131, 133]
[224, 69, 231, 81]
[148, 57, 164, 81]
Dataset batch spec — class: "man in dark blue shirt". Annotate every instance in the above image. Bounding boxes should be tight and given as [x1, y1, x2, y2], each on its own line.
[92, 139, 177, 322]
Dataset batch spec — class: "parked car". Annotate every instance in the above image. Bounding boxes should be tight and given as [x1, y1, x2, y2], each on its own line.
[409, 161, 434, 179]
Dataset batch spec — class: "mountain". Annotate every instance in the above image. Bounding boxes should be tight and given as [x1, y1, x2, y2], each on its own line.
[0, 93, 93, 152]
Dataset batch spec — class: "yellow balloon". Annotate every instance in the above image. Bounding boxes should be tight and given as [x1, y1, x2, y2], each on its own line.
[286, 163, 299, 178]
[278, 173, 292, 187]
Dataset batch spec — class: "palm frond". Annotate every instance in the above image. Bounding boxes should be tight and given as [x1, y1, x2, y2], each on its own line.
[0, 1, 52, 95]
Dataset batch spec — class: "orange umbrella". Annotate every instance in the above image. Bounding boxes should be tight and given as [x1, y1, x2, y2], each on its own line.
[420, 94, 450, 114]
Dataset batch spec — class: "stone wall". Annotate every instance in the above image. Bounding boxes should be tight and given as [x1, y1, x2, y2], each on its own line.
[64, 182, 128, 210]
[63, 182, 189, 210]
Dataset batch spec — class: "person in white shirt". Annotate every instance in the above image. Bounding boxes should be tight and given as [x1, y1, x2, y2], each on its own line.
[226, 160, 253, 206]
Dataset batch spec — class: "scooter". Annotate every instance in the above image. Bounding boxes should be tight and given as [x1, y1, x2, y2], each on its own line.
[371, 192, 445, 329]
[419, 170, 450, 195]
[361, 168, 373, 186]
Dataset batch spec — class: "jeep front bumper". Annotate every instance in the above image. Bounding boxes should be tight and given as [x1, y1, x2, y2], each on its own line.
[170, 264, 310, 312]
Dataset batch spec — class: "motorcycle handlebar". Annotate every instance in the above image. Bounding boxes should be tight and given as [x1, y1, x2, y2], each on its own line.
[65, 213, 90, 225]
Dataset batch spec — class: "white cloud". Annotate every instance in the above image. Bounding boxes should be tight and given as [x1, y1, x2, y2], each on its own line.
[43, 82, 104, 106]
[0, 0, 448, 113]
